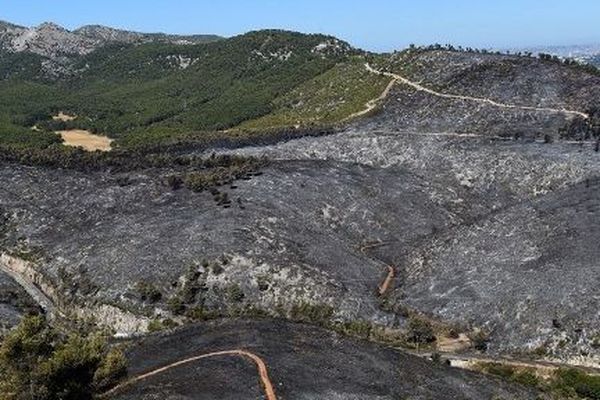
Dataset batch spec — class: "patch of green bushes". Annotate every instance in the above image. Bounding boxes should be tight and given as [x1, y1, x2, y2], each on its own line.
[552, 368, 600, 400]
[289, 302, 334, 324]
[135, 281, 162, 303]
[477, 361, 600, 400]
[406, 316, 436, 345]
[0, 316, 127, 399]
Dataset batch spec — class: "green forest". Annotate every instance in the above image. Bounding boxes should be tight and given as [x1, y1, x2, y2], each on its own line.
[0, 30, 364, 151]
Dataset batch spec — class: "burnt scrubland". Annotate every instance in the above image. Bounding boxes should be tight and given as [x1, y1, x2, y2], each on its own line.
[1, 20, 600, 400]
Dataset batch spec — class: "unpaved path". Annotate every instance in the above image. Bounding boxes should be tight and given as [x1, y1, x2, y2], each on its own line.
[377, 265, 395, 296]
[344, 77, 396, 121]
[412, 350, 600, 377]
[365, 63, 590, 120]
[359, 241, 396, 296]
[101, 349, 277, 399]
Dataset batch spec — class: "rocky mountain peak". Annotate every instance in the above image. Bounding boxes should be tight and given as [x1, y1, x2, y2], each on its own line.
[36, 21, 66, 31]
[0, 19, 222, 61]
[6, 22, 98, 57]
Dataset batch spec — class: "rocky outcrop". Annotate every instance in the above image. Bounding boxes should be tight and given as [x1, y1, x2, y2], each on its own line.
[0, 20, 220, 63]
[73, 25, 221, 45]
[1, 21, 98, 58]
[0, 253, 150, 336]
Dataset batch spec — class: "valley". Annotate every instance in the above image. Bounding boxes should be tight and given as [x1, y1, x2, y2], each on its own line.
[0, 19, 599, 400]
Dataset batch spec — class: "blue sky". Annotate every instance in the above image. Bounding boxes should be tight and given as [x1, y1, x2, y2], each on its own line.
[1, 1, 599, 52]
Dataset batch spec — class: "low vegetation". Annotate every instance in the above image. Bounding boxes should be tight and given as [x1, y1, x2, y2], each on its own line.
[476, 361, 600, 400]
[237, 58, 391, 130]
[0, 141, 268, 196]
[0, 316, 127, 400]
[0, 30, 357, 151]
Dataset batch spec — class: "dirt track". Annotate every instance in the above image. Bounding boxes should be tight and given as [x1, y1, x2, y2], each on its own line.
[365, 63, 590, 120]
[412, 350, 600, 377]
[359, 241, 396, 296]
[101, 349, 277, 400]
[344, 77, 396, 121]
[377, 265, 395, 295]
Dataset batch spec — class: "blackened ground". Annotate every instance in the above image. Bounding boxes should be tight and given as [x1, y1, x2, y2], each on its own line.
[0, 270, 39, 332]
[115, 319, 541, 400]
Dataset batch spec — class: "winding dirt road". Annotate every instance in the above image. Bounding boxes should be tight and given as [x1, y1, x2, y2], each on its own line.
[358, 241, 396, 296]
[343, 77, 396, 121]
[100, 349, 277, 400]
[364, 63, 590, 120]
[412, 350, 600, 377]
[377, 265, 396, 296]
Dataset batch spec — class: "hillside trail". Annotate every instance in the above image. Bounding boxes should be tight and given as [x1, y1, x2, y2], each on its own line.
[359, 241, 396, 296]
[364, 63, 590, 120]
[100, 349, 277, 400]
[343, 77, 397, 121]
[357, 242, 600, 375]
[412, 350, 600, 377]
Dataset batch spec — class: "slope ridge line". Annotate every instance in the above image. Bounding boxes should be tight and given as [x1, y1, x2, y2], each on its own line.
[364, 63, 590, 120]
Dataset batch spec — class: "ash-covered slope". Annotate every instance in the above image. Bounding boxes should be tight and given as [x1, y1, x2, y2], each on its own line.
[1, 130, 599, 365]
[115, 319, 541, 400]
[399, 177, 600, 365]
[0, 270, 38, 332]
[367, 50, 600, 139]
[227, 130, 600, 366]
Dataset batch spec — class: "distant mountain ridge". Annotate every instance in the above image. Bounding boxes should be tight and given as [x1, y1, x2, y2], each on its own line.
[73, 24, 222, 46]
[0, 20, 222, 59]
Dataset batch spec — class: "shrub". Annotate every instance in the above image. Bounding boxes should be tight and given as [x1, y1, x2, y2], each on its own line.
[0, 316, 127, 400]
[469, 329, 491, 352]
[290, 302, 334, 324]
[512, 370, 540, 388]
[227, 284, 245, 303]
[406, 316, 435, 345]
[592, 334, 600, 349]
[92, 348, 127, 391]
[147, 319, 164, 333]
[166, 175, 183, 190]
[167, 296, 186, 315]
[161, 318, 179, 330]
[339, 320, 373, 339]
[477, 362, 540, 389]
[211, 262, 224, 275]
[553, 368, 600, 400]
[256, 275, 270, 291]
[135, 281, 162, 303]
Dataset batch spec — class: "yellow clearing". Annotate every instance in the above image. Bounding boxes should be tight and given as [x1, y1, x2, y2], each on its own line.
[57, 130, 113, 152]
[436, 333, 472, 353]
[52, 112, 76, 122]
